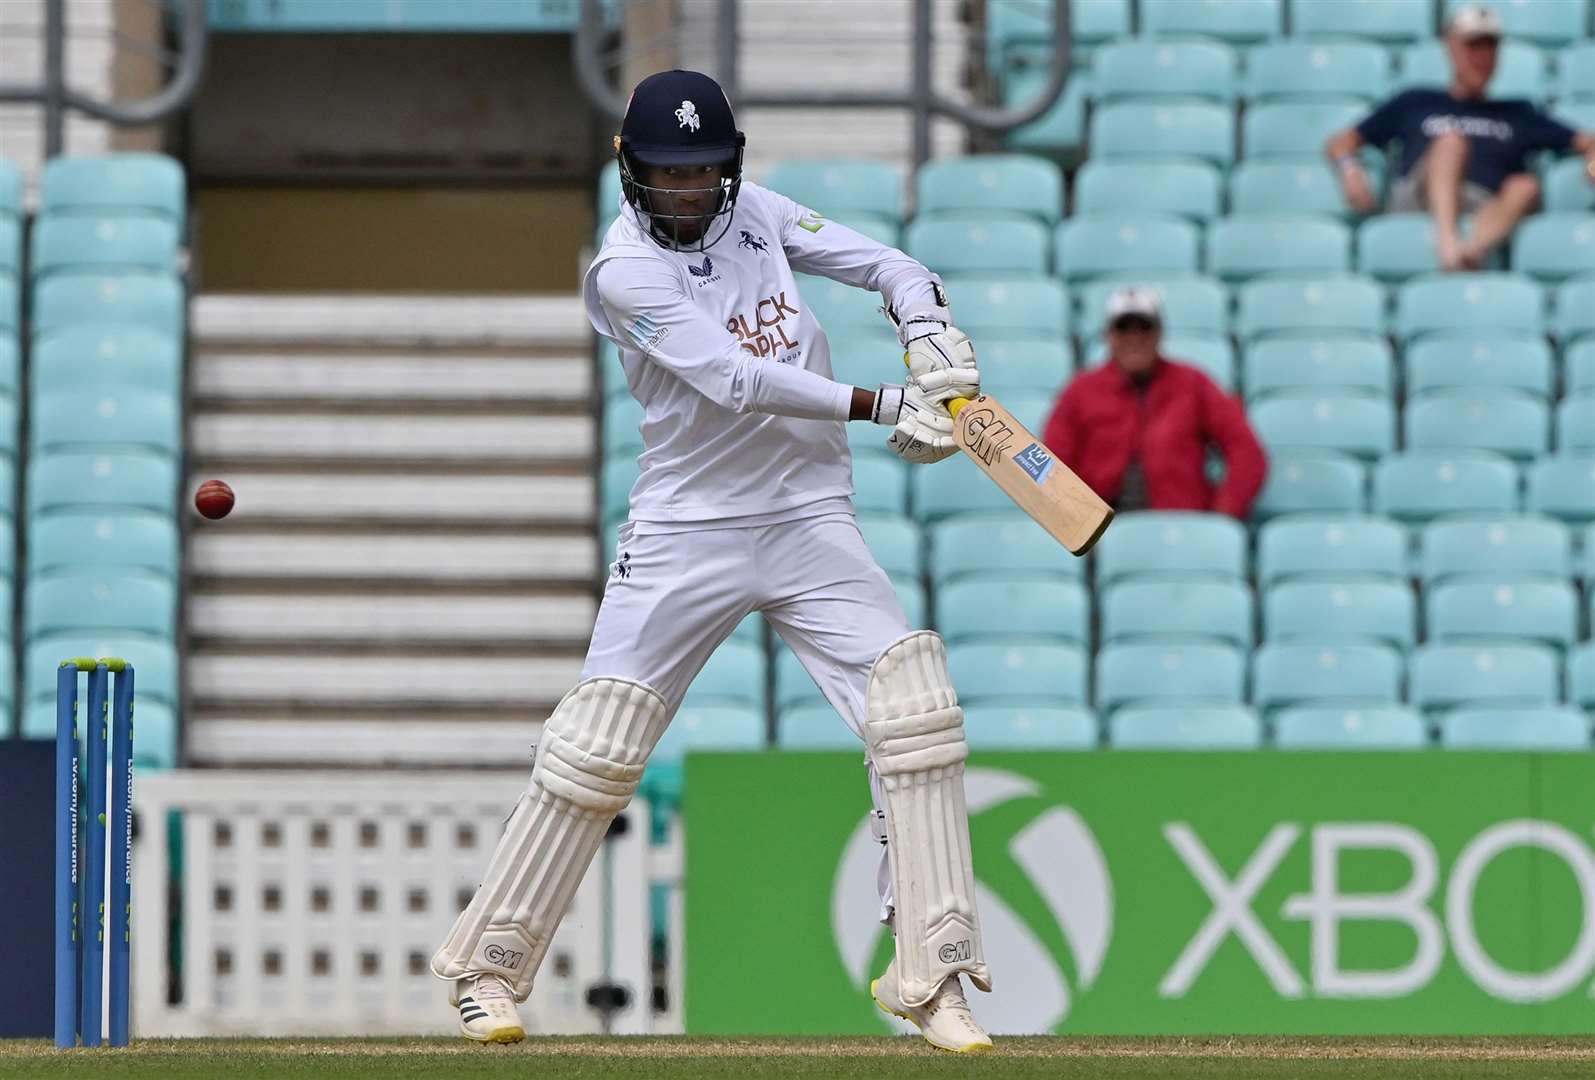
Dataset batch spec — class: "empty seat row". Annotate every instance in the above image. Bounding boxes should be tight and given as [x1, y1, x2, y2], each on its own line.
[1253, 392, 1593, 460]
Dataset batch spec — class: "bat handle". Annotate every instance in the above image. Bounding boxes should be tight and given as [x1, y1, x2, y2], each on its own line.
[948, 396, 971, 418]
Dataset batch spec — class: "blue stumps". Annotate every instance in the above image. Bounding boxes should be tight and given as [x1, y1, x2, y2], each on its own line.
[53, 664, 80, 1050]
[80, 664, 109, 1047]
[107, 665, 134, 1047]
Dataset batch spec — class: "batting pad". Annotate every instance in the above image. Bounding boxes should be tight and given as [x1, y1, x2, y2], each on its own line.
[431, 677, 669, 999]
[863, 631, 991, 1006]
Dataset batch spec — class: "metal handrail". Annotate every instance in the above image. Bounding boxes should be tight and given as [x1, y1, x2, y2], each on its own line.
[0, 0, 209, 157]
[575, 0, 1071, 167]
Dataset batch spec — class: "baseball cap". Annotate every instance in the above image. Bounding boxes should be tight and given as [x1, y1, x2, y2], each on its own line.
[620, 69, 743, 167]
[1447, 4, 1504, 40]
[1105, 286, 1163, 326]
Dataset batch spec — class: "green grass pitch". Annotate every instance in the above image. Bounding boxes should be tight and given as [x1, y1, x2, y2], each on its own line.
[8, 1037, 1595, 1079]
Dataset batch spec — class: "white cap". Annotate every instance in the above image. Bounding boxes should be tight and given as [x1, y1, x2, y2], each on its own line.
[1447, 4, 1504, 40]
[1105, 286, 1163, 325]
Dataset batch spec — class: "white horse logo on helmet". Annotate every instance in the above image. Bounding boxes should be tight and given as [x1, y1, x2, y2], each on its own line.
[675, 100, 700, 132]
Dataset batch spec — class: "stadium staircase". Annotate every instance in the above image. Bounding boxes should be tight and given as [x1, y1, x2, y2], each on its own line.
[183, 295, 598, 766]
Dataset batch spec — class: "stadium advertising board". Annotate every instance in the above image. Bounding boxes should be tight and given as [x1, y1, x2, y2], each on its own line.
[685, 752, 1595, 1034]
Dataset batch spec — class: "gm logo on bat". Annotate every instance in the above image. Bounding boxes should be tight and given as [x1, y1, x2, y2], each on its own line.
[1013, 441, 1055, 485]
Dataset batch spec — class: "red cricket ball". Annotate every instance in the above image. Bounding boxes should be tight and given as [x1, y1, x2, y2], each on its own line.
[194, 479, 235, 520]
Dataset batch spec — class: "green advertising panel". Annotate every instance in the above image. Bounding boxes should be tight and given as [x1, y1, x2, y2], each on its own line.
[684, 752, 1595, 1035]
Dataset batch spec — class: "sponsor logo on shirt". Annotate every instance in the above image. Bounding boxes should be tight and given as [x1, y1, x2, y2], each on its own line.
[1014, 441, 1056, 485]
[1422, 114, 1513, 142]
[797, 212, 827, 233]
[727, 292, 802, 361]
[738, 230, 769, 253]
[687, 255, 722, 286]
[628, 314, 670, 352]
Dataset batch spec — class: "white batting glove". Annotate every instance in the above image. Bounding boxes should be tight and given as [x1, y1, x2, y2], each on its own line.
[905, 325, 981, 407]
[871, 383, 958, 465]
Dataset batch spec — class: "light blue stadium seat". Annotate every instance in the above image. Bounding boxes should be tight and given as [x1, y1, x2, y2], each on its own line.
[1141, 0, 1281, 42]
[1054, 214, 1200, 283]
[1421, 517, 1571, 585]
[845, 418, 896, 461]
[893, 576, 927, 629]
[1441, 706, 1589, 750]
[827, 326, 900, 387]
[24, 571, 177, 639]
[1544, 157, 1595, 214]
[776, 703, 860, 750]
[32, 388, 181, 456]
[1207, 216, 1351, 284]
[1096, 642, 1247, 713]
[978, 338, 1072, 394]
[1428, 578, 1578, 650]
[1357, 214, 1460, 283]
[31, 273, 184, 339]
[831, 215, 900, 247]
[1100, 579, 1253, 648]
[987, 0, 1131, 69]
[1571, 642, 1595, 711]
[949, 640, 1088, 703]
[1077, 276, 1228, 338]
[1275, 705, 1428, 749]
[1263, 580, 1416, 649]
[1293, 0, 1433, 42]
[1244, 337, 1393, 402]
[913, 451, 1031, 521]
[1236, 275, 1384, 341]
[1091, 40, 1238, 104]
[0, 396, 19, 457]
[1243, 101, 1365, 160]
[729, 613, 761, 645]
[1568, 341, 1595, 397]
[29, 216, 180, 279]
[1562, 42, 1595, 99]
[1560, 398, 1595, 452]
[1246, 42, 1391, 102]
[1553, 101, 1595, 132]
[0, 217, 18, 273]
[603, 395, 643, 457]
[0, 276, 16, 333]
[1253, 641, 1403, 714]
[1372, 451, 1520, 523]
[1526, 455, 1595, 525]
[1229, 160, 1352, 219]
[1005, 69, 1090, 159]
[27, 451, 178, 516]
[1396, 274, 1543, 343]
[852, 455, 908, 516]
[0, 159, 18, 218]
[855, 513, 920, 580]
[24, 693, 175, 762]
[1256, 515, 1406, 586]
[1406, 391, 1549, 461]
[1074, 159, 1223, 223]
[799, 274, 888, 332]
[930, 511, 1081, 584]
[917, 155, 1063, 224]
[1251, 393, 1394, 459]
[32, 326, 183, 400]
[1398, 42, 1549, 102]
[989, 390, 1054, 432]
[937, 575, 1089, 645]
[0, 338, 15, 397]
[1441, 0, 1586, 46]
[1558, 276, 1595, 343]
[28, 512, 180, 578]
[904, 213, 1050, 276]
[1411, 642, 1560, 714]
[1093, 511, 1247, 585]
[1512, 214, 1595, 283]
[41, 154, 186, 222]
[652, 703, 765, 764]
[773, 647, 825, 713]
[1090, 103, 1235, 169]
[601, 456, 637, 524]
[682, 639, 765, 710]
[763, 160, 903, 222]
[947, 275, 1068, 339]
[1110, 704, 1262, 749]
[1406, 336, 1553, 401]
[1253, 454, 1367, 518]
[22, 633, 178, 718]
[963, 702, 1098, 750]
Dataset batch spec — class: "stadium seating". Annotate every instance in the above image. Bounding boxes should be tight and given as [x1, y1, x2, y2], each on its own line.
[1427, 579, 1577, 650]
[1372, 452, 1520, 522]
[963, 702, 1098, 749]
[1235, 276, 1384, 341]
[1093, 511, 1247, 585]
[1140, 0, 1281, 43]
[1544, 157, 1595, 214]
[1244, 338, 1394, 401]
[24, 572, 177, 639]
[22, 634, 179, 714]
[681, 639, 765, 710]
[1405, 336, 1554, 400]
[1356, 215, 1449, 283]
[1253, 454, 1366, 518]
[1229, 160, 1351, 219]
[1572, 643, 1595, 711]
[1263, 580, 1417, 649]
[930, 512, 1080, 583]
[1252, 642, 1403, 715]
[1559, 276, 1595, 343]
[799, 281, 890, 335]
[1567, 342, 1595, 396]
[852, 456, 908, 516]
[1440, 707, 1589, 751]
[1207, 216, 1352, 283]
[913, 455, 1026, 521]
[652, 704, 766, 764]
[1511, 215, 1595, 283]
[1004, 68, 1089, 159]
[1396, 275, 1544, 342]
[1091, 102, 1236, 168]
[27, 452, 179, 516]
[985, 0, 1133, 71]
[916, 155, 1064, 223]
[31, 388, 183, 456]
[1421, 518, 1573, 585]
[0, 217, 19, 273]
[1100, 580, 1253, 648]
[776, 703, 860, 749]
[1095, 642, 1246, 713]
[855, 514, 920, 579]
[1246, 42, 1391, 103]
[1405, 392, 1550, 461]
[978, 338, 1072, 393]
[29, 216, 180, 279]
[763, 160, 903, 221]
[1528, 456, 1595, 524]
[31, 326, 184, 400]
[27, 512, 181, 578]
[1292, 0, 1433, 43]
[1090, 40, 1238, 104]
[40, 154, 187, 222]
[1441, 0, 1587, 47]
[936, 575, 1090, 645]
[1077, 276, 1228, 339]
[1074, 160, 1223, 222]
[1109, 704, 1263, 749]
[1558, 398, 1595, 452]
[1409, 642, 1560, 714]
[1256, 516, 1407, 586]
[31, 272, 184, 338]
[948, 641, 1088, 703]
[1054, 215, 1200, 282]
[947, 275, 1069, 339]
[904, 213, 1050, 276]
[1398, 42, 1549, 102]
[1243, 101, 1365, 160]
[1274, 705, 1428, 749]
[1251, 394, 1394, 459]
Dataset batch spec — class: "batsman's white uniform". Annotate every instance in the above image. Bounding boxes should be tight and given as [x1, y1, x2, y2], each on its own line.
[432, 183, 990, 1019]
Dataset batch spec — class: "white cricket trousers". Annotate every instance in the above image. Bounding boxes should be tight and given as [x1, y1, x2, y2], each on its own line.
[582, 508, 907, 916]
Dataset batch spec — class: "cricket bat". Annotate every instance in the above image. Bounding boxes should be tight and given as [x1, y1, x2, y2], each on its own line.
[948, 394, 1113, 555]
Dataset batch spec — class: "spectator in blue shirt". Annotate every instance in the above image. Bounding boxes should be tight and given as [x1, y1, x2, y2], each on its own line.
[1325, 4, 1595, 271]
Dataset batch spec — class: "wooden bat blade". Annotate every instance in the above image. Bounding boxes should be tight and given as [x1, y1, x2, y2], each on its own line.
[950, 394, 1114, 555]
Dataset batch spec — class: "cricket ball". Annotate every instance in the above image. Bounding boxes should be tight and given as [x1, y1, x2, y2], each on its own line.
[195, 479, 235, 520]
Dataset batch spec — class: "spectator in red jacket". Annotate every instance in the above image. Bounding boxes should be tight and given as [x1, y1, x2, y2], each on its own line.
[1041, 287, 1267, 519]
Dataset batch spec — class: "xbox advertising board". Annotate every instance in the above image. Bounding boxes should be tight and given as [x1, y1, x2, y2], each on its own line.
[684, 752, 1595, 1034]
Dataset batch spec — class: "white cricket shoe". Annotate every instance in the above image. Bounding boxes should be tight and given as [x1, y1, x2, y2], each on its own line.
[871, 959, 993, 1054]
[451, 973, 525, 1044]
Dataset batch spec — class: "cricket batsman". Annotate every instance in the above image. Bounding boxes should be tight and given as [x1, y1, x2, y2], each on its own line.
[432, 69, 993, 1053]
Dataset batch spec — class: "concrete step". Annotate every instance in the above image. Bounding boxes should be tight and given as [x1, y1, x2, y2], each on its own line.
[186, 717, 543, 767]
[188, 530, 596, 584]
[190, 413, 592, 464]
[192, 294, 589, 348]
[181, 471, 592, 524]
[189, 651, 583, 708]
[191, 351, 590, 405]
[188, 590, 597, 645]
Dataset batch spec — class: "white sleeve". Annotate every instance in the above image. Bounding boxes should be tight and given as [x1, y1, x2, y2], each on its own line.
[770, 189, 952, 328]
[594, 258, 853, 421]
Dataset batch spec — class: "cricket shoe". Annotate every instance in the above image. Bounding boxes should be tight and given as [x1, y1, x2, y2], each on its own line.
[871, 959, 993, 1054]
[452, 973, 525, 1044]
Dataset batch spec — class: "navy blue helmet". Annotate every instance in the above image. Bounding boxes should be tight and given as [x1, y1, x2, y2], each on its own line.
[615, 69, 746, 252]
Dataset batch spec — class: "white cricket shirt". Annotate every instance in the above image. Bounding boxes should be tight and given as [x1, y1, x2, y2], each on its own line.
[582, 182, 949, 526]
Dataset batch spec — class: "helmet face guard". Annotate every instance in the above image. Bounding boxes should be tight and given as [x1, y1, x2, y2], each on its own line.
[617, 137, 746, 253]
